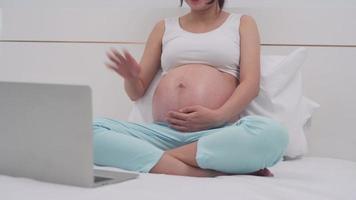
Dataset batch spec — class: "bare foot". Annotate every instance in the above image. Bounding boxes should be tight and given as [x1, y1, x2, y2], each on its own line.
[209, 171, 229, 177]
[211, 168, 274, 177]
[248, 168, 274, 177]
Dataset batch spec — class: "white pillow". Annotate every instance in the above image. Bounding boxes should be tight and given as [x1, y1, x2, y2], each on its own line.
[128, 47, 320, 159]
[239, 47, 320, 159]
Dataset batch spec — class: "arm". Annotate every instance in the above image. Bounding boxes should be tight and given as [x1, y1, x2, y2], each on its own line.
[216, 15, 261, 123]
[106, 20, 165, 101]
[125, 20, 165, 101]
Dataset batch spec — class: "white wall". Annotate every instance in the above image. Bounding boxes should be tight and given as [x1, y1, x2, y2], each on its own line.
[0, 8, 2, 43]
[1, 0, 356, 8]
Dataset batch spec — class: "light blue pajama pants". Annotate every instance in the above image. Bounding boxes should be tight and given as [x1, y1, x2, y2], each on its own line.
[93, 115, 289, 174]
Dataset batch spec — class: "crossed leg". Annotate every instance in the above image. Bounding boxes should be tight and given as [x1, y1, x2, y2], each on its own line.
[150, 142, 273, 177]
[94, 116, 285, 177]
[149, 141, 226, 177]
[149, 151, 225, 177]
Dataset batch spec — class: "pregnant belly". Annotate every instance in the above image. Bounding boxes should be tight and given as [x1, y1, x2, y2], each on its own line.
[152, 64, 239, 124]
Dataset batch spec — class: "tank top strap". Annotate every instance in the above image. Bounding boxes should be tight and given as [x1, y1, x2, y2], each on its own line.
[164, 17, 181, 34]
[162, 17, 181, 45]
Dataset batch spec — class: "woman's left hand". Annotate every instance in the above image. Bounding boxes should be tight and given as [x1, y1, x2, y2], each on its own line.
[166, 105, 224, 132]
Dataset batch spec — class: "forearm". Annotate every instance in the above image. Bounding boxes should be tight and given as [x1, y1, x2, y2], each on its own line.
[124, 78, 145, 101]
[217, 81, 259, 123]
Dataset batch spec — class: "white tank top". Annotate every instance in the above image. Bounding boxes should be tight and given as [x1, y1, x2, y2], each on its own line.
[161, 13, 243, 79]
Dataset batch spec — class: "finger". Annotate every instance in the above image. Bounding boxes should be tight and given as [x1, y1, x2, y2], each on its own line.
[122, 49, 141, 75]
[179, 106, 197, 113]
[123, 49, 136, 63]
[168, 111, 189, 121]
[166, 117, 186, 126]
[123, 50, 139, 71]
[106, 51, 121, 65]
[107, 50, 133, 77]
[111, 48, 127, 64]
[105, 62, 117, 70]
[105, 62, 125, 76]
[170, 124, 189, 132]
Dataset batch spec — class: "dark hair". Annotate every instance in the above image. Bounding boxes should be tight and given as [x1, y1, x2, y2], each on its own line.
[180, 0, 225, 9]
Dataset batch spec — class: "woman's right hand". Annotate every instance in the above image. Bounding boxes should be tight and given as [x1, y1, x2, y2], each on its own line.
[105, 48, 141, 81]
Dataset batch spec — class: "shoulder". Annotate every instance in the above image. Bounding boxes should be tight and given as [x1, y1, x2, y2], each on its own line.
[240, 15, 257, 24]
[147, 19, 166, 42]
[239, 15, 259, 33]
[152, 19, 165, 33]
[144, 19, 166, 46]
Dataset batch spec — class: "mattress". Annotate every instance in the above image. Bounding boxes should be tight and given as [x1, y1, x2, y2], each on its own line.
[1, 157, 356, 200]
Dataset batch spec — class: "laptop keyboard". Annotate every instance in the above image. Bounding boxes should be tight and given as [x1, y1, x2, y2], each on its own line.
[94, 176, 113, 183]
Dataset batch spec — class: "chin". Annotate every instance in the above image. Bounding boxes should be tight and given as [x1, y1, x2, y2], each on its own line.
[186, 0, 210, 10]
[190, 7, 208, 11]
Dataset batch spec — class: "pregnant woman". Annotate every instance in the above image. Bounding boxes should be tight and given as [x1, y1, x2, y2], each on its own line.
[94, 0, 289, 177]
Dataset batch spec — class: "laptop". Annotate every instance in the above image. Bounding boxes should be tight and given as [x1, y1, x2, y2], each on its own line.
[0, 81, 139, 187]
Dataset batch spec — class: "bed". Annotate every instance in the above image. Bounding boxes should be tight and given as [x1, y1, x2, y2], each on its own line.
[1, 3, 356, 200]
[0, 157, 355, 200]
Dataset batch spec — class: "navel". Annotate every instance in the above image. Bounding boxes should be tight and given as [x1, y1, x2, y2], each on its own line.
[177, 82, 186, 88]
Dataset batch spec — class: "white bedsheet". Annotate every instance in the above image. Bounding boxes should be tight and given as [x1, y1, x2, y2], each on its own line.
[1, 157, 356, 200]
